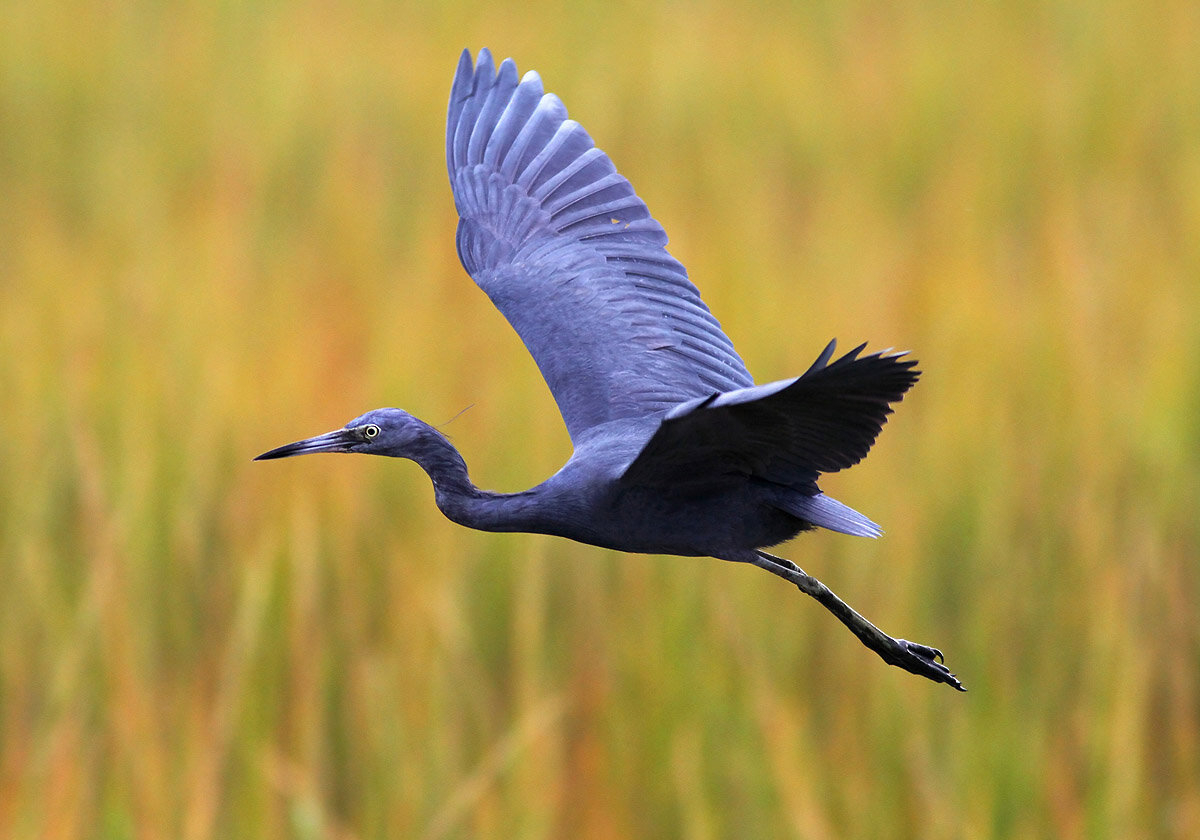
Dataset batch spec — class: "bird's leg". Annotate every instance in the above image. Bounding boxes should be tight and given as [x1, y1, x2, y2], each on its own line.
[750, 550, 965, 691]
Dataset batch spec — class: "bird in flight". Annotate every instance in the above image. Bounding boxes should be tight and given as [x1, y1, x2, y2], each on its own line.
[257, 48, 963, 690]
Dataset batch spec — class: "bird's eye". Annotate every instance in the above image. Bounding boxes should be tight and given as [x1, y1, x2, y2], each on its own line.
[362, 424, 380, 439]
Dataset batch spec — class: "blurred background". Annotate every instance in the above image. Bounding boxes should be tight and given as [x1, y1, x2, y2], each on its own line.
[2, 0, 1198, 837]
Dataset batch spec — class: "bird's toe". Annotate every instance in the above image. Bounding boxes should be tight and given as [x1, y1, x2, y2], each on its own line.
[889, 638, 966, 691]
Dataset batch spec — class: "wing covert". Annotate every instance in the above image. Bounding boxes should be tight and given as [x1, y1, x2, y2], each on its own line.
[447, 49, 752, 441]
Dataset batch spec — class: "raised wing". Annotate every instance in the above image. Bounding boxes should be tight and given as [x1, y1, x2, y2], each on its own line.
[447, 49, 752, 442]
[620, 341, 920, 489]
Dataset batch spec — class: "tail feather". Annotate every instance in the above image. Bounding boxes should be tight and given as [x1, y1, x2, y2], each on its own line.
[778, 492, 882, 538]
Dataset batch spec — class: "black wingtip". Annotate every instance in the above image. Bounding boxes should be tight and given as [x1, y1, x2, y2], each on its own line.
[803, 338, 838, 376]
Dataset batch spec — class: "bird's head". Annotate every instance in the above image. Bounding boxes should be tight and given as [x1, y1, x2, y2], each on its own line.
[254, 408, 424, 461]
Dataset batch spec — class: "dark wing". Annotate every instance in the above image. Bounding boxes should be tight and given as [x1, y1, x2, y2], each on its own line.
[620, 341, 920, 488]
[447, 49, 752, 442]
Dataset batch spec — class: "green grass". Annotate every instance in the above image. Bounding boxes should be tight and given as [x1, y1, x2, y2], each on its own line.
[2, 0, 1199, 837]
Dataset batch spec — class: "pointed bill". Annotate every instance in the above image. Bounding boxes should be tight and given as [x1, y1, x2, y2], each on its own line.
[254, 428, 358, 460]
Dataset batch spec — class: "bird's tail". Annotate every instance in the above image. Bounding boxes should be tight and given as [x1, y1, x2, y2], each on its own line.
[774, 492, 882, 538]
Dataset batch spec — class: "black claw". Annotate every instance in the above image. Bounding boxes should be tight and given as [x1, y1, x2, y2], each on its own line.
[890, 639, 966, 691]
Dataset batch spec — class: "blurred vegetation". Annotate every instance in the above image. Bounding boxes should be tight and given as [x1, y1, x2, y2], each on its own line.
[2, 0, 1199, 837]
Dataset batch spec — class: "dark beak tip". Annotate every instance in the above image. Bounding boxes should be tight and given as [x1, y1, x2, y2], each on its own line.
[253, 429, 353, 462]
[252, 440, 309, 461]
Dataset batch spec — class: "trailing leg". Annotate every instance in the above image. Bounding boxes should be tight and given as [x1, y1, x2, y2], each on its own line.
[745, 550, 965, 691]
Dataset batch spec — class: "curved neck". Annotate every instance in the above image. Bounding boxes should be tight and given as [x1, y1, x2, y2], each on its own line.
[401, 422, 532, 533]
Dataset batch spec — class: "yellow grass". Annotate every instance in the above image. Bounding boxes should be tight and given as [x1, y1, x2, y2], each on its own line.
[2, 0, 1198, 837]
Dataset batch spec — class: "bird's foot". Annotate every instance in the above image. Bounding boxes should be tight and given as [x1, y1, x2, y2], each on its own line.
[884, 639, 966, 691]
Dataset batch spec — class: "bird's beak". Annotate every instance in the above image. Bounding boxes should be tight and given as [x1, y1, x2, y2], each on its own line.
[254, 428, 358, 460]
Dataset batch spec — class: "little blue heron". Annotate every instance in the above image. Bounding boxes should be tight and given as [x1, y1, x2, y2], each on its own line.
[257, 48, 963, 690]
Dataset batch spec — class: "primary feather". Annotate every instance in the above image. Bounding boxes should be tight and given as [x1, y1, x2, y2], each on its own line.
[621, 340, 921, 489]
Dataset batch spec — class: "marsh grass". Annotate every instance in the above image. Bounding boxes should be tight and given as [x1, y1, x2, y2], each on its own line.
[2, 0, 1198, 837]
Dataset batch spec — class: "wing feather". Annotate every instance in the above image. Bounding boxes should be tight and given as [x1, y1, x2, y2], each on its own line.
[621, 341, 920, 488]
[447, 49, 752, 441]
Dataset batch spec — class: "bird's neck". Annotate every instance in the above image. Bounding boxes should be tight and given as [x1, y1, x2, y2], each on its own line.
[404, 422, 530, 533]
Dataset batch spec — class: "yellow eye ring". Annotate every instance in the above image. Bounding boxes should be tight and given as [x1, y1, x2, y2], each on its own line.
[363, 424, 380, 439]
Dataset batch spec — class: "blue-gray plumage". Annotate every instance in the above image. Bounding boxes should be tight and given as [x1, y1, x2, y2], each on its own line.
[256, 49, 963, 691]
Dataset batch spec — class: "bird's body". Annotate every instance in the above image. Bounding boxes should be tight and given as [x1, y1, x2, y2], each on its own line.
[257, 49, 963, 690]
[350, 410, 807, 556]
